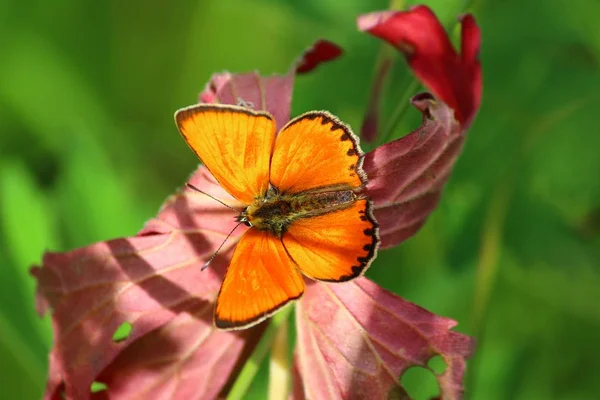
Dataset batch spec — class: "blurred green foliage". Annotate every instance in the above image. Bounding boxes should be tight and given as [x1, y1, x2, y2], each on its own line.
[1, 0, 599, 398]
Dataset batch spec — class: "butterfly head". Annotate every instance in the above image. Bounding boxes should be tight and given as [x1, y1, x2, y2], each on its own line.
[235, 186, 289, 237]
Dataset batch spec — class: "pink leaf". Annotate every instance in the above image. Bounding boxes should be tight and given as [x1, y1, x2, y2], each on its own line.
[295, 278, 474, 400]
[94, 301, 264, 399]
[358, 5, 482, 129]
[364, 93, 462, 248]
[32, 170, 263, 399]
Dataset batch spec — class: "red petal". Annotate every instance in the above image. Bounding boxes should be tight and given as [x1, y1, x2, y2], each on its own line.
[295, 278, 474, 399]
[358, 5, 482, 128]
[295, 39, 343, 74]
[364, 93, 463, 248]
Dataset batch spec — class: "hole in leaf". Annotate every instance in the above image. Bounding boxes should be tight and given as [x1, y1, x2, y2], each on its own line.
[112, 322, 133, 343]
[91, 381, 108, 393]
[427, 355, 447, 374]
[400, 366, 439, 400]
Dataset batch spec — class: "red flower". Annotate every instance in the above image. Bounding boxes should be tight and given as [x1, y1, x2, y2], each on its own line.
[359, 5, 482, 128]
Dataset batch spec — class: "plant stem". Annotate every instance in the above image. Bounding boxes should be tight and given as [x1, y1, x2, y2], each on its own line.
[379, 78, 420, 145]
[360, 0, 407, 145]
[465, 98, 588, 398]
[227, 306, 293, 400]
[470, 180, 512, 338]
[268, 317, 289, 400]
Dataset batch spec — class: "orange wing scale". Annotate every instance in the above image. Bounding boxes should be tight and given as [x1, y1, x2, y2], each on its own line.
[215, 229, 305, 330]
[270, 112, 366, 194]
[283, 199, 378, 282]
[175, 104, 276, 205]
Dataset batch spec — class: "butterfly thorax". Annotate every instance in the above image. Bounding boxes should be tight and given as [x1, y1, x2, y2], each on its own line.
[240, 186, 359, 238]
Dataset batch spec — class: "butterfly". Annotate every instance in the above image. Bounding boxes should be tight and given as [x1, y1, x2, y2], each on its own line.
[174, 104, 379, 330]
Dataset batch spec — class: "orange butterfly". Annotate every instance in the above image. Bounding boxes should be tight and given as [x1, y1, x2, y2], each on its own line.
[175, 104, 379, 330]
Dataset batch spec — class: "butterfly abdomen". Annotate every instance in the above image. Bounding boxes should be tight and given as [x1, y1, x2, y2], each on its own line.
[246, 189, 359, 237]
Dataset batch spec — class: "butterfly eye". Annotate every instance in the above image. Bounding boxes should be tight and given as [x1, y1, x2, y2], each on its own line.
[266, 185, 279, 198]
[236, 212, 253, 227]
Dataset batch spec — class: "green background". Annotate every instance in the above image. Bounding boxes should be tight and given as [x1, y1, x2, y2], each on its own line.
[1, 0, 599, 398]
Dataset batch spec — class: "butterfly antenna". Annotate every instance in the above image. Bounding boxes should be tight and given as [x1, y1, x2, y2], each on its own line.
[202, 221, 244, 271]
[186, 183, 239, 211]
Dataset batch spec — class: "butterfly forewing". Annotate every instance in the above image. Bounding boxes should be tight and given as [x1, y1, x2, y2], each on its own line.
[175, 104, 275, 204]
[270, 111, 366, 194]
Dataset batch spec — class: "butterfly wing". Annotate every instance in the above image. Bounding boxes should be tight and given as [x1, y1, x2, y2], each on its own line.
[270, 111, 366, 194]
[215, 229, 305, 330]
[282, 198, 378, 281]
[270, 111, 379, 282]
[175, 104, 275, 204]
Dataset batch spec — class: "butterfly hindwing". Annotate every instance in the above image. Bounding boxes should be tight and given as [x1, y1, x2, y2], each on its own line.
[215, 229, 305, 330]
[270, 111, 365, 194]
[175, 104, 275, 204]
[282, 198, 379, 282]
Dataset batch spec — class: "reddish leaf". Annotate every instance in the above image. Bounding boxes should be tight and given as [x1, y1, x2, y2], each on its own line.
[358, 5, 482, 129]
[93, 300, 253, 399]
[364, 93, 462, 248]
[32, 170, 263, 399]
[294, 278, 474, 400]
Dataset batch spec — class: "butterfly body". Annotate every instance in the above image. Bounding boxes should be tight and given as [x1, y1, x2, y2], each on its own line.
[242, 186, 361, 238]
[175, 104, 380, 329]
